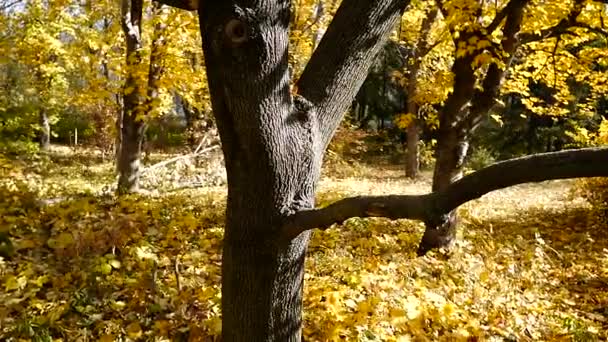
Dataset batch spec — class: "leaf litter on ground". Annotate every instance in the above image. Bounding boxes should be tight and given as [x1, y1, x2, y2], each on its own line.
[0, 150, 606, 341]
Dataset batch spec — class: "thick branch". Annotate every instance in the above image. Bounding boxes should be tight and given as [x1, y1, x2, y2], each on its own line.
[571, 22, 608, 37]
[485, 0, 516, 33]
[459, 0, 527, 131]
[417, 7, 439, 58]
[281, 147, 608, 242]
[297, 0, 409, 147]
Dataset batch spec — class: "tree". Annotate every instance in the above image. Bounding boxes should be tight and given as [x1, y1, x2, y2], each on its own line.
[117, 0, 207, 193]
[417, 0, 608, 254]
[0, 0, 73, 151]
[160, 0, 608, 340]
[116, 0, 147, 194]
[401, 3, 438, 178]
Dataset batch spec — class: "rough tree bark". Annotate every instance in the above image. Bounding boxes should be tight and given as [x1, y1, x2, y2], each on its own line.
[161, 0, 408, 340]
[159, 0, 606, 340]
[117, 0, 146, 194]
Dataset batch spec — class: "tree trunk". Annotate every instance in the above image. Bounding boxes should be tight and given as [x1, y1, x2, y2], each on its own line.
[197, 3, 321, 339]
[194, 0, 406, 339]
[117, 0, 146, 194]
[39, 110, 50, 150]
[117, 115, 144, 193]
[159, 0, 406, 338]
[405, 122, 419, 177]
[114, 105, 123, 170]
[418, 128, 468, 255]
[404, 6, 437, 178]
[404, 70, 420, 178]
[222, 176, 315, 341]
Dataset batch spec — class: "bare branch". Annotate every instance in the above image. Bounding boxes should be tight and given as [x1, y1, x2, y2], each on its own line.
[571, 22, 608, 37]
[281, 147, 608, 242]
[140, 145, 219, 176]
[297, 0, 410, 147]
[458, 0, 527, 131]
[300, 0, 324, 35]
[0, 0, 23, 12]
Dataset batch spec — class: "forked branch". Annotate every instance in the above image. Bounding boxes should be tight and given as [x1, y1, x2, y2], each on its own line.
[297, 0, 410, 146]
[281, 147, 608, 242]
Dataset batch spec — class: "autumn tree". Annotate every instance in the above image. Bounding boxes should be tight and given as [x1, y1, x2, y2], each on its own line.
[418, 0, 608, 254]
[159, 0, 607, 340]
[117, 0, 207, 193]
[394, 1, 441, 178]
[0, 0, 73, 151]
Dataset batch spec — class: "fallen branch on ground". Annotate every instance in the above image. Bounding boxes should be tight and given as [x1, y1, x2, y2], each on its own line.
[140, 145, 219, 176]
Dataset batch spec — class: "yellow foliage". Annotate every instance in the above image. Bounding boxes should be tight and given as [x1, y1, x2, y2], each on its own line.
[395, 113, 416, 129]
[0, 150, 607, 340]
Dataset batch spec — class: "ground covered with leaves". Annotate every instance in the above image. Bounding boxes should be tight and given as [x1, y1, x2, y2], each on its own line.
[0, 147, 606, 341]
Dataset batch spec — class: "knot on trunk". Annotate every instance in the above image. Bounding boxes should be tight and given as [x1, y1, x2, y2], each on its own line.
[293, 94, 315, 122]
[225, 19, 248, 44]
[223, 7, 257, 47]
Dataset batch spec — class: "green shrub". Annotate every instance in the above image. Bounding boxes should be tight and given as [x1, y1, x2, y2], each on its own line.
[418, 140, 436, 170]
[0, 139, 40, 156]
[466, 147, 496, 171]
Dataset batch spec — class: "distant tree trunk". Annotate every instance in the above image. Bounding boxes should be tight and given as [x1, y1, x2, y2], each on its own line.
[405, 124, 419, 176]
[114, 107, 123, 170]
[117, 0, 146, 194]
[405, 6, 437, 178]
[311, 0, 324, 49]
[39, 110, 50, 150]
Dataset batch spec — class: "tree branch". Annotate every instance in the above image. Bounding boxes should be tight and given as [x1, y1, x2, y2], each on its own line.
[571, 22, 608, 37]
[485, 0, 522, 33]
[518, 0, 585, 44]
[417, 6, 439, 58]
[153, 0, 198, 10]
[281, 147, 608, 242]
[140, 145, 219, 176]
[458, 0, 527, 131]
[297, 0, 410, 147]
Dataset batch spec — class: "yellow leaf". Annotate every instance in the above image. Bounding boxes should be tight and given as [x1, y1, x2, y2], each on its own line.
[4, 275, 27, 291]
[98, 334, 115, 342]
[126, 321, 143, 339]
[109, 259, 121, 269]
[479, 270, 490, 283]
[490, 114, 503, 126]
[443, 302, 456, 316]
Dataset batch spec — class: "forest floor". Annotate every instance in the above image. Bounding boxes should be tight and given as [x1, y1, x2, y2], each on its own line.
[0, 144, 607, 341]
